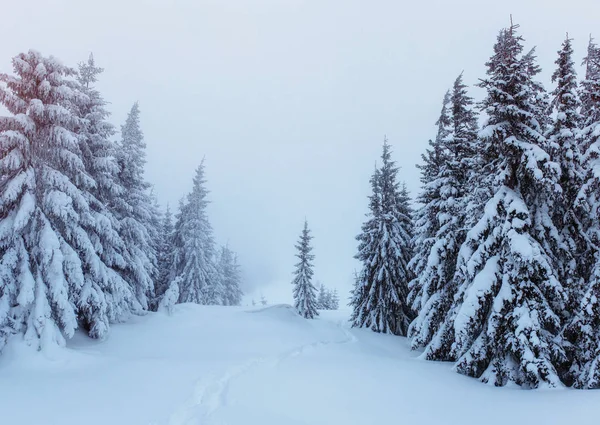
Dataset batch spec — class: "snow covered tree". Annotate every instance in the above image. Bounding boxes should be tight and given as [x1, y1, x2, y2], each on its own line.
[351, 139, 414, 335]
[0, 50, 133, 351]
[330, 289, 340, 310]
[260, 294, 267, 306]
[153, 204, 174, 309]
[425, 25, 566, 388]
[408, 92, 452, 315]
[72, 53, 139, 334]
[113, 103, 156, 310]
[563, 37, 600, 388]
[171, 162, 220, 304]
[546, 36, 587, 311]
[217, 245, 243, 306]
[292, 220, 319, 319]
[317, 282, 328, 309]
[409, 73, 479, 351]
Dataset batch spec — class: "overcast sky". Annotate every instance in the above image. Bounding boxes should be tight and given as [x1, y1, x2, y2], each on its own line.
[1, 0, 599, 304]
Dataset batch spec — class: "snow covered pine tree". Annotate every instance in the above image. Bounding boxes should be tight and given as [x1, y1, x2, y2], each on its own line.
[563, 37, 600, 388]
[154, 204, 174, 309]
[217, 245, 243, 306]
[0, 51, 131, 351]
[350, 139, 414, 335]
[426, 24, 566, 388]
[113, 103, 157, 311]
[171, 162, 221, 305]
[292, 220, 319, 319]
[408, 73, 479, 352]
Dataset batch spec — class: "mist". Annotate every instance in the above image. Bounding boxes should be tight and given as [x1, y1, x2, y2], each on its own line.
[2, 0, 598, 303]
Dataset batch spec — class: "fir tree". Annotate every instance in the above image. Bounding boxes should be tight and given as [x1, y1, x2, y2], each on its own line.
[72, 53, 138, 335]
[153, 204, 174, 309]
[408, 93, 452, 315]
[113, 103, 156, 310]
[330, 289, 340, 310]
[317, 282, 328, 309]
[217, 245, 243, 306]
[260, 294, 267, 306]
[173, 162, 219, 304]
[563, 36, 600, 388]
[426, 25, 566, 388]
[546, 36, 587, 313]
[0, 51, 130, 350]
[350, 139, 414, 335]
[292, 220, 319, 319]
[409, 73, 479, 351]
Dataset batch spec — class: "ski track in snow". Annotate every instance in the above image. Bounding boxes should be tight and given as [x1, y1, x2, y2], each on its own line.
[166, 319, 356, 425]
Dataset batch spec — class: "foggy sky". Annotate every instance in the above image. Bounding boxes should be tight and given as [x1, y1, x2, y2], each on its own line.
[1, 0, 599, 304]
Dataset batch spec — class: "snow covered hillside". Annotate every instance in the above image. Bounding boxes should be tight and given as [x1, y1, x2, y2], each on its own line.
[0, 305, 598, 425]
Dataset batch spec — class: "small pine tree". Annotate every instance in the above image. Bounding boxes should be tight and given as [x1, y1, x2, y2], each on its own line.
[172, 162, 219, 304]
[350, 139, 414, 335]
[217, 246, 243, 306]
[260, 294, 268, 306]
[330, 289, 340, 310]
[154, 205, 174, 309]
[292, 220, 319, 319]
[317, 282, 327, 309]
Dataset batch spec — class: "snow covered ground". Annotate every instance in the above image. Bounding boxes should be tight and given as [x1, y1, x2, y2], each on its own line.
[0, 304, 598, 425]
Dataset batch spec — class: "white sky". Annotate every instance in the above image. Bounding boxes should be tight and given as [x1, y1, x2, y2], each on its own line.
[1, 0, 599, 304]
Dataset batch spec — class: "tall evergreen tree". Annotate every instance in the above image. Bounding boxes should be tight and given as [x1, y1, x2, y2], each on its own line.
[173, 162, 219, 304]
[73, 53, 138, 334]
[0, 50, 130, 350]
[217, 245, 243, 306]
[425, 25, 566, 388]
[409, 73, 479, 350]
[408, 93, 451, 314]
[292, 220, 319, 319]
[546, 36, 587, 312]
[563, 37, 600, 388]
[153, 204, 174, 309]
[113, 103, 156, 310]
[350, 139, 414, 335]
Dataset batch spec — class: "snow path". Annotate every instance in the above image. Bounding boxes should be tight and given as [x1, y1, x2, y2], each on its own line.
[167, 317, 357, 425]
[1, 304, 600, 425]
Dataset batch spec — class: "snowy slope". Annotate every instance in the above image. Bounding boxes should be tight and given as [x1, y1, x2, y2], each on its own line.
[0, 304, 598, 425]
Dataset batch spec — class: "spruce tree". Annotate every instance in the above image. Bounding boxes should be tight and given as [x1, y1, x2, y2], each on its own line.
[292, 220, 319, 319]
[408, 93, 451, 315]
[409, 73, 479, 351]
[113, 103, 156, 310]
[330, 289, 340, 310]
[0, 50, 129, 350]
[426, 25, 566, 388]
[563, 37, 600, 388]
[217, 245, 243, 306]
[73, 54, 139, 334]
[153, 204, 174, 309]
[173, 162, 219, 304]
[317, 282, 327, 309]
[350, 139, 414, 335]
[546, 36, 587, 312]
